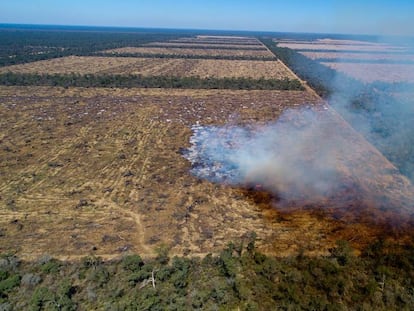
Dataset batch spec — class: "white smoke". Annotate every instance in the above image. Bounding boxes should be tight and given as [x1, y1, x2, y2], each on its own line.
[184, 106, 350, 203]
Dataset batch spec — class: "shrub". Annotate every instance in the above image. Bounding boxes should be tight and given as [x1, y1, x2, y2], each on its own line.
[0, 274, 21, 295]
[121, 254, 144, 272]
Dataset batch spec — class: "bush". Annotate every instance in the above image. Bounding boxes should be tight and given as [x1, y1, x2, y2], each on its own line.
[30, 287, 55, 310]
[330, 240, 353, 266]
[0, 274, 21, 295]
[121, 254, 144, 272]
[41, 261, 61, 274]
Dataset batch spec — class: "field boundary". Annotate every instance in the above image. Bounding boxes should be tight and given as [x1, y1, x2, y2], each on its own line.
[0, 72, 304, 90]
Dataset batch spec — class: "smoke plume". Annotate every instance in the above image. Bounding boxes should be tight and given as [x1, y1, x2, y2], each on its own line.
[186, 106, 359, 202]
[184, 102, 414, 224]
[183, 36, 414, 227]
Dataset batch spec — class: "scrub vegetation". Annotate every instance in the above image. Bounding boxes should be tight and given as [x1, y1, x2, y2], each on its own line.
[1, 238, 414, 310]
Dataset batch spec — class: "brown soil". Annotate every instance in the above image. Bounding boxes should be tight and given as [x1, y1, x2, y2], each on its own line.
[1, 86, 413, 262]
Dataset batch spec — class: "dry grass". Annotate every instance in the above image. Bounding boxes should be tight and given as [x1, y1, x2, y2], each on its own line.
[102, 46, 274, 58]
[179, 35, 261, 45]
[0, 56, 135, 75]
[172, 59, 293, 79]
[0, 86, 327, 261]
[1, 85, 413, 261]
[0, 56, 294, 79]
[321, 62, 414, 83]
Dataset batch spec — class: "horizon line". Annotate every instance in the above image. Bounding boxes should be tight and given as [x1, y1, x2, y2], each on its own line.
[0, 22, 395, 39]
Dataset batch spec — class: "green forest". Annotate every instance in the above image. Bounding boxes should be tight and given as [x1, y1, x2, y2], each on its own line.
[0, 28, 184, 67]
[1, 238, 414, 310]
[0, 72, 303, 90]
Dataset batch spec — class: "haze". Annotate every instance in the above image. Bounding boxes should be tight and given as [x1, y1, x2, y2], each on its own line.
[1, 0, 414, 36]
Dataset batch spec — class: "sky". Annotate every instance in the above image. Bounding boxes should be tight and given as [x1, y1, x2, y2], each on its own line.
[1, 0, 414, 36]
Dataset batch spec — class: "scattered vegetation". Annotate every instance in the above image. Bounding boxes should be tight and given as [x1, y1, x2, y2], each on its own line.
[1, 239, 414, 310]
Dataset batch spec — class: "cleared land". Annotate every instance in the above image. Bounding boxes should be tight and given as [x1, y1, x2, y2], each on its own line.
[1, 86, 413, 262]
[101, 46, 275, 58]
[321, 62, 414, 83]
[277, 40, 407, 52]
[0, 56, 294, 79]
[143, 42, 266, 49]
[277, 38, 414, 83]
[1, 35, 414, 265]
[300, 51, 414, 61]
[0, 86, 327, 261]
[171, 36, 262, 45]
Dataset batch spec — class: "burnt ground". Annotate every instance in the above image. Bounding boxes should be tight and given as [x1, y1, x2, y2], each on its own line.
[0, 86, 413, 261]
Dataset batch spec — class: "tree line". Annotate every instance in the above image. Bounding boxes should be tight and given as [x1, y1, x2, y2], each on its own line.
[0, 72, 304, 91]
[1, 237, 414, 310]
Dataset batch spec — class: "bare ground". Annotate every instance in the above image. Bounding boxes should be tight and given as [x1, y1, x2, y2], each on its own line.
[1, 86, 413, 262]
[101, 46, 274, 58]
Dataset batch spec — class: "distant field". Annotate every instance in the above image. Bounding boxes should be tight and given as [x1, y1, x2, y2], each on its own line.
[277, 41, 406, 52]
[143, 42, 267, 50]
[170, 40, 262, 46]
[321, 62, 414, 83]
[0, 56, 294, 79]
[102, 46, 275, 58]
[276, 38, 414, 83]
[300, 51, 414, 62]
[171, 36, 262, 45]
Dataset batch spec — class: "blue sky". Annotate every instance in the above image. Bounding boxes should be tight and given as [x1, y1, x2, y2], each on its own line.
[1, 0, 413, 35]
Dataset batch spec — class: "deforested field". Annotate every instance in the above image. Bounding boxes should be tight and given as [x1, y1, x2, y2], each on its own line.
[143, 42, 267, 49]
[0, 56, 294, 79]
[101, 46, 275, 58]
[300, 51, 414, 61]
[170, 35, 263, 45]
[321, 62, 414, 83]
[0, 85, 328, 260]
[277, 39, 407, 52]
[2, 84, 414, 262]
[1, 33, 414, 263]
